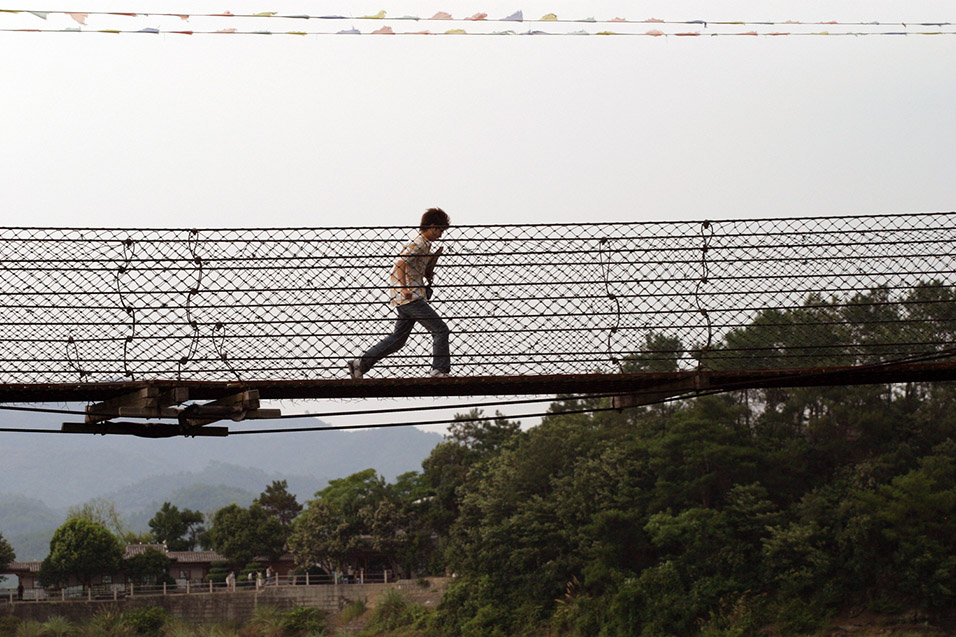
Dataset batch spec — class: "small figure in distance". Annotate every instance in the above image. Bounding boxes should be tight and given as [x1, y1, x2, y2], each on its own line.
[349, 208, 451, 379]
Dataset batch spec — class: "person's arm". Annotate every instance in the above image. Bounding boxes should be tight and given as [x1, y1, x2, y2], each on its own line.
[394, 258, 413, 299]
[424, 246, 443, 281]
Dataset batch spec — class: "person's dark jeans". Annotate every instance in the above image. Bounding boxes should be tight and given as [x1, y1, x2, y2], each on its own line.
[360, 299, 450, 374]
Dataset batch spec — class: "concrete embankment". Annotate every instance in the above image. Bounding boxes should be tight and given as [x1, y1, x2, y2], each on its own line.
[1, 578, 449, 626]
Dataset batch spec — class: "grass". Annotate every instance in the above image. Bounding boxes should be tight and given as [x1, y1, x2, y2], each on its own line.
[340, 599, 368, 624]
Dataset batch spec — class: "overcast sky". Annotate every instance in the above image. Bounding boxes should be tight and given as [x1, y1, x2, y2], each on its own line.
[2, 0, 954, 231]
[2, 0, 955, 435]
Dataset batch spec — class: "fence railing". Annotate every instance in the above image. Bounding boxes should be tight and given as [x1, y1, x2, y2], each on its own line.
[2, 571, 397, 603]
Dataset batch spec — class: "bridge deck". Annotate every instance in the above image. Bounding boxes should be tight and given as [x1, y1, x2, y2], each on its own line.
[3, 361, 955, 405]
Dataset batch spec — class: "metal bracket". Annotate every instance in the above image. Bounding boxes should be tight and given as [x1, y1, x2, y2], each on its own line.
[611, 375, 710, 410]
[86, 387, 189, 424]
[177, 389, 280, 427]
[73, 386, 280, 437]
[62, 421, 228, 438]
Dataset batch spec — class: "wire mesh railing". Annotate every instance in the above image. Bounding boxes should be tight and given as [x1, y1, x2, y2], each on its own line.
[0, 212, 954, 385]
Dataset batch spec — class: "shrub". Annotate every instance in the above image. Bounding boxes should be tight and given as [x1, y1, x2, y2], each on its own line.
[121, 606, 170, 636]
[82, 608, 133, 636]
[160, 619, 195, 637]
[772, 597, 831, 636]
[242, 606, 326, 637]
[239, 563, 263, 588]
[14, 619, 45, 637]
[280, 607, 326, 636]
[369, 588, 410, 632]
[0, 615, 22, 635]
[206, 561, 231, 584]
[193, 624, 241, 637]
[365, 589, 435, 635]
[340, 599, 367, 624]
[697, 591, 769, 637]
[245, 606, 284, 637]
[40, 615, 74, 636]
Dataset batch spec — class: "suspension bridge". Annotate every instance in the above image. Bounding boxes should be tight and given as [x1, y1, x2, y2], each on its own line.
[1, 211, 954, 436]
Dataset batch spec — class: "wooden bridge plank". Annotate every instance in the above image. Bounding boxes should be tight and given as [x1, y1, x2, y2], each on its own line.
[3, 361, 956, 405]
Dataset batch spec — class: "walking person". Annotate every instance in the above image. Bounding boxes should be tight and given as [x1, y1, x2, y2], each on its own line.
[348, 208, 451, 378]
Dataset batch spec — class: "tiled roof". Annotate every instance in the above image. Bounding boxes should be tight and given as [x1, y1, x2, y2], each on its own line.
[5, 561, 41, 573]
[254, 553, 295, 562]
[124, 543, 167, 558]
[3, 548, 292, 572]
[167, 551, 225, 563]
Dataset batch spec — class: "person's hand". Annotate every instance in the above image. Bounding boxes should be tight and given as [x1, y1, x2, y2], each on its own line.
[402, 288, 414, 299]
[425, 246, 443, 278]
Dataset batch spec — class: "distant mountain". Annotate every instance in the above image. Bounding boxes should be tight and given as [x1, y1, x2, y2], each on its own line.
[0, 407, 442, 509]
[8, 529, 54, 563]
[106, 461, 314, 512]
[0, 494, 61, 537]
[115, 463, 326, 532]
[124, 480, 260, 534]
[159, 482, 258, 513]
[0, 405, 443, 561]
[0, 495, 62, 562]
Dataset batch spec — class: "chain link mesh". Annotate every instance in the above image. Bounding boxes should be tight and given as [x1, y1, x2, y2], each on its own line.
[0, 212, 954, 385]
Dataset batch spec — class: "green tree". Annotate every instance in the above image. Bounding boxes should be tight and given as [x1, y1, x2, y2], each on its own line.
[622, 331, 684, 374]
[148, 502, 205, 551]
[851, 439, 956, 610]
[368, 471, 437, 577]
[420, 440, 472, 539]
[420, 410, 523, 541]
[288, 499, 345, 574]
[66, 497, 130, 539]
[38, 518, 123, 589]
[207, 503, 284, 567]
[288, 469, 386, 573]
[0, 531, 14, 581]
[288, 468, 438, 577]
[443, 408, 619, 632]
[446, 408, 521, 456]
[255, 480, 303, 528]
[427, 283, 956, 635]
[645, 396, 760, 510]
[123, 546, 171, 585]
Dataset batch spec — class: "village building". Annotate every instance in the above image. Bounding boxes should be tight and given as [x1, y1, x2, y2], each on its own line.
[3, 542, 397, 601]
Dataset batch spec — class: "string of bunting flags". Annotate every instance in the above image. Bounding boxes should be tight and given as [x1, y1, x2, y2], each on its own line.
[2, 8, 955, 36]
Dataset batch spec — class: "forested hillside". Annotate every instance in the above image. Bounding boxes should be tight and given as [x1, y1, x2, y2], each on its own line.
[285, 288, 956, 635]
[0, 424, 442, 560]
[4, 288, 955, 634]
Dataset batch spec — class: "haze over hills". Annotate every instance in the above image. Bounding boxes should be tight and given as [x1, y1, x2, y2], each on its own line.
[0, 406, 443, 560]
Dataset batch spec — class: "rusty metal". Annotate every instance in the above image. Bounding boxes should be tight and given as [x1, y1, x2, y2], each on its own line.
[3, 360, 955, 406]
[61, 421, 229, 438]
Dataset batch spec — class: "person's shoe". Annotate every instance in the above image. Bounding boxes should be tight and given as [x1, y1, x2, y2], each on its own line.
[347, 359, 363, 380]
[429, 369, 450, 378]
